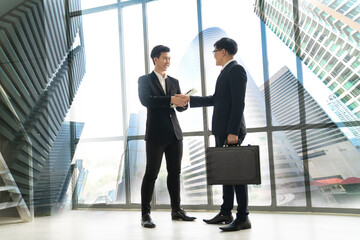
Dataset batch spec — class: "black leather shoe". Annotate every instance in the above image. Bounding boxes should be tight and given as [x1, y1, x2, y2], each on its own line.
[203, 213, 233, 224]
[141, 213, 156, 228]
[219, 218, 251, 231]
[171, 208, 196, 221]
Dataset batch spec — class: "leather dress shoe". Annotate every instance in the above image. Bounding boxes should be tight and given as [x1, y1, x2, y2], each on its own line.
[203, 213, 233, 224]
[219, 218, 251, 231]
[141, 213, 156, 228]
[171, 208, 196, 221]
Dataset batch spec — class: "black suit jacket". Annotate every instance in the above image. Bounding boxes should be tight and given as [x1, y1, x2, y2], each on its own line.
[190, 60, 247, 138]
[138, 71, 187, 142]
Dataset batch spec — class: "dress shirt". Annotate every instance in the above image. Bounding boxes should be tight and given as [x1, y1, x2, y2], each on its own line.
[154, 70, 167, 93]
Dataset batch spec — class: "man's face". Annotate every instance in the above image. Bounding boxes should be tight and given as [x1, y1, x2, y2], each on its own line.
[154, 52, 171, 72]
[213, 48, 225, 66]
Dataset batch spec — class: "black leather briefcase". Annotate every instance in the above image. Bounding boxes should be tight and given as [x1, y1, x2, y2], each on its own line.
[205, 144, 261, 185]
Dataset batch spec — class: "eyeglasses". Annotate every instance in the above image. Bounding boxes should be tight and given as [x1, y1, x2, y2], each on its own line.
[212, 49, 222, 55]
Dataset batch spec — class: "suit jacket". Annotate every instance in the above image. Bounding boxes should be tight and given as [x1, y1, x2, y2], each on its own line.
[138, 71, 187, 142]
[190, 60, 247, 138]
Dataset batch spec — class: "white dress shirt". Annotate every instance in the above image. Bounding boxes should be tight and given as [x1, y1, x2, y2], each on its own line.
[154, 70, 167, 93]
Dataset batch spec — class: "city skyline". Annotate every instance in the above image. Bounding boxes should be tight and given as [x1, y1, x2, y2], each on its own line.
[254, 0, 360, 138]
[262, 65, 360, 207]
[120, 26, 360, 207]
[61, 0, 360, 210]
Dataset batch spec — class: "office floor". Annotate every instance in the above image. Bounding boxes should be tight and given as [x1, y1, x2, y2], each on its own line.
[1, 210, 359, 240]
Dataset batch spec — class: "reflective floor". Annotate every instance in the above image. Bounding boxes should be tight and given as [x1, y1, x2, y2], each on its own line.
[1, 210, 359, 240]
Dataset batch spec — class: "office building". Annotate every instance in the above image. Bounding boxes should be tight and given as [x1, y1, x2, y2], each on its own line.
[1, 1, 360, 239]
[254, 0, 360, 121]
[1, 0, 85, 220]
[262, 66, 360, 207]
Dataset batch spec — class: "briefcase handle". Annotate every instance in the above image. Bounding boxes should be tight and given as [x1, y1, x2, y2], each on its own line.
[223, 139, 242, 147]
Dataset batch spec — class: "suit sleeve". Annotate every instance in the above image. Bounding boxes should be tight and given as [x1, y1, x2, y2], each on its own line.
[138, 75, 171, 108]
[227, 65, 247, 135]
[189, 95, 214, 108]
[175, 80, 188, 112]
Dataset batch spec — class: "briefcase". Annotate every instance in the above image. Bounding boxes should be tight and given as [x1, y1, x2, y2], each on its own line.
[205, 144, 261, 185]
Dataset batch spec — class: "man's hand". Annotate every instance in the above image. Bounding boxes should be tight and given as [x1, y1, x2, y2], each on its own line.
[227, 134, 238, 145]
[175, 94, 190, 102]
[171, 95, 188, 107]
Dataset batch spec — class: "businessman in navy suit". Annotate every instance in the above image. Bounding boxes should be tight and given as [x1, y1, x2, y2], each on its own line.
[178, 38, 250, 231]
[138, 45, 196, 228]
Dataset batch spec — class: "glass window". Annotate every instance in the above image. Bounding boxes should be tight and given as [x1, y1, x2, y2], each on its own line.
[335, 88, 344, 97]
[351, 86, 360, 97]
[336, 48, 345, 57]
[341, 94, 352, 103]
[127, 140, 146, 204]
[348, 102, 359, 111]
[266, 66, 300, 126]
[308, 128, 360, 208]
[66, 9, 125, 204]
[351, 58, 360, 69]
[329, 82, 338, 90]
[67, 9, 123, 139]
[356, 111, 360, 118]
[314, 66, 320, 74]
[202, 0, 266, 128]
[329, 0, 342, 9]
[179, 136, 208, 205]
[80, 0, 117, 10]
[264, 21, 300, 126]
[155, 136, 207, 206]
[273, 131, 306, 207]
[302, 68, 334, 124]
[65, 0, 360, 214]
[147, 0, 203, 133]
[123, 4, 146, 137]
[73, 141, 124, 204]
[347, 7, 360, 19]
[345, 27, 354, 34]
[244, 133, 271, 206]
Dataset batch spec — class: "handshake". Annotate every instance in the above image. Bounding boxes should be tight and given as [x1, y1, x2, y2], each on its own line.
[170, 88, 197, 108]
[171, 94, 190, 107]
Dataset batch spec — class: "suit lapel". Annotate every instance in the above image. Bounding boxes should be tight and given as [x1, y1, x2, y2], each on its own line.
[150, 71, 166, 95]
[165, 77, 171, 95]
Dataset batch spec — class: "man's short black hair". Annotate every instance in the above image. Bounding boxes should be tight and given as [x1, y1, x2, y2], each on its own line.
[150, 45, 170, 64]
[214, 37, 238, 56]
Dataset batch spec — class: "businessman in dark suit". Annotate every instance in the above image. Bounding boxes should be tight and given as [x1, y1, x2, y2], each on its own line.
[177, 38, 250, 231]
[138, 45, 196, 228]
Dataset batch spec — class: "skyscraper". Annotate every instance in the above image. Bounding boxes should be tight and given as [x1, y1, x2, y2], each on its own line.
[181, 138, 207, 204]
[262, 66, 360, 207]
[0, 0, 85, 219]
[254, 0, 360, 121]
[327, 93, 360, 148]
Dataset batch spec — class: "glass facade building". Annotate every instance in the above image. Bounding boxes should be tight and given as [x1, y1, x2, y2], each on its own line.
[1, 0, 360, 222]
[254, 0, 360, 124]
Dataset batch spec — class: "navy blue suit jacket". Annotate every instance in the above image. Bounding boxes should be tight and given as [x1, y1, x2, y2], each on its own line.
[138, 71, 187, 142]
[190, 60, 247, 138]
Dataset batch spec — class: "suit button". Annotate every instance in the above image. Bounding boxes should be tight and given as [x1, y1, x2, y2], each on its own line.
[170, 114, 172, 117]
